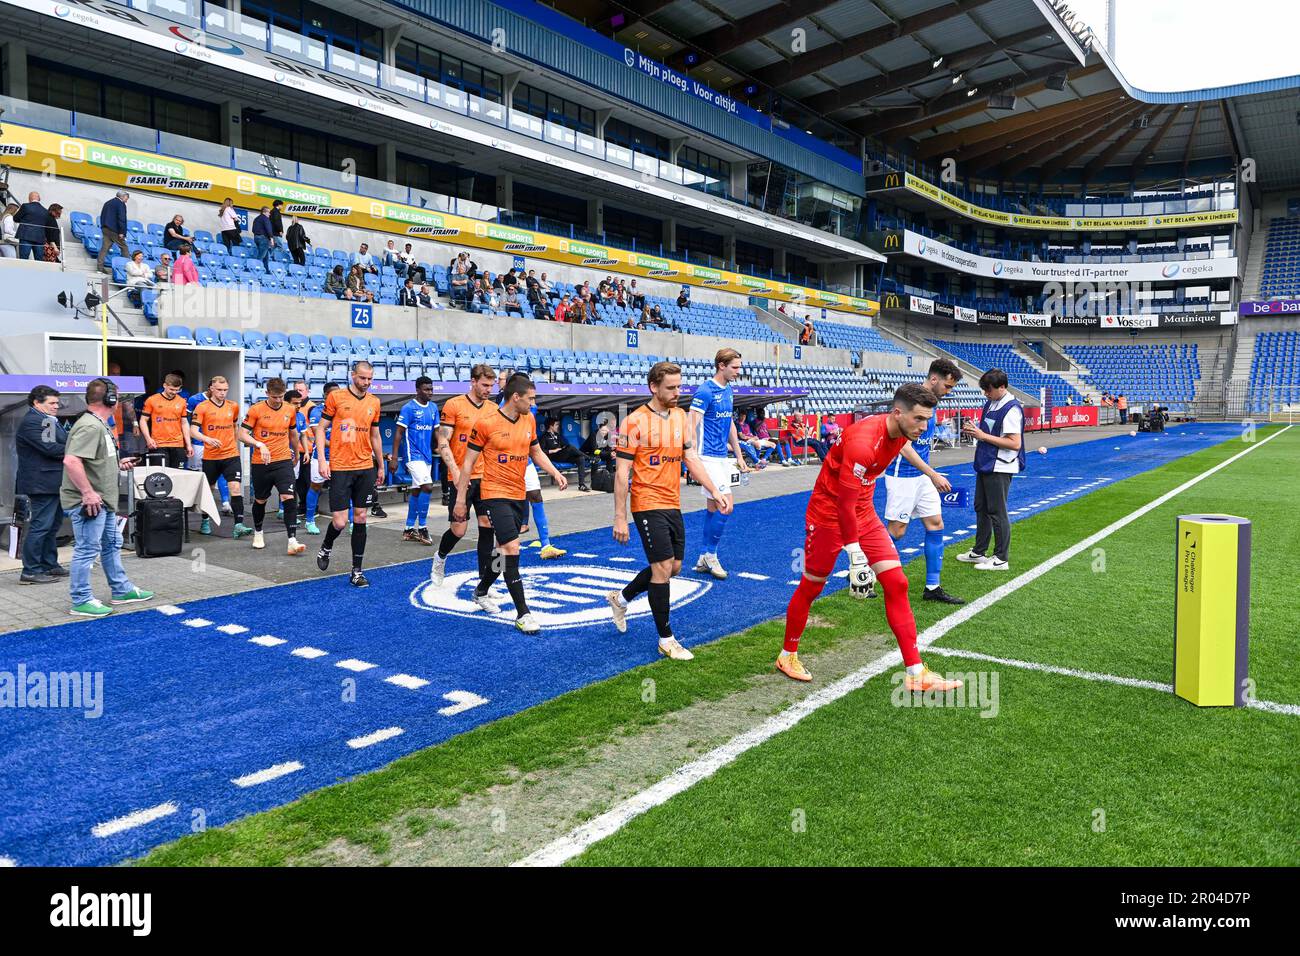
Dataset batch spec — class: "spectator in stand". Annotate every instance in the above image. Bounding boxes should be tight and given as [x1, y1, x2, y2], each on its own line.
[502, 285, 525, 317]
[676, 289, 690, 309]
[171, 243, 200, 286]
[488, 270, 505, 292]
[524, 269, 539, 295]
[93, 190, 128, 270]
[449, 259, 470, 306]
[16, 384, 69, 585]
[399, 243, 420, 280]
[614, 280, 627, 308]
[125, 250, 151, 306]
[252, 206, 274, 268]
[538, 272, 553, 297]
[1, 201, 18, 257]
[269, 199, 286, 253]
[61, 379, 154, 618]
[154, 252, 172, 285]
[382, 239, 406, 277]
[629, 279, 644, 310]
[554, 294, 570, 323]
[1117, 393, 1128, 425]
[416, 281, 434, 308]
[530, 285, 553, 320]
[325, 264, 346, 298]
[217, 198, 241, 252]
[164, 214, 200, 259]
[474, 278, 498, 314]
[599, 277, 616, 302]
[637, 305, 652, 329]
[624, 312, 640, 331]
[286, 216, 310, 266]
[45, 204, 64, 261]
[539, 418, 590, 491]
[345, 263, 374, 302]
[352, 242, 378, 275]
[570, 297, 589, 325]
[398, 277, 420, 307]
[799, 318, 817, 346]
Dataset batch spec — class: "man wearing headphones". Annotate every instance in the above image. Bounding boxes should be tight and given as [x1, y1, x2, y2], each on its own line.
[60, 378, 154, 618]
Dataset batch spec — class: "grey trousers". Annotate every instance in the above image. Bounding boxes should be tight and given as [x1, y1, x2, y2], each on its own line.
[974, 471, 1013, 562]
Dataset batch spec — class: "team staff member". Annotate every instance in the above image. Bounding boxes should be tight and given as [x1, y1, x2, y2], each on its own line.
[883, 358, 964, 605]
[191, 376, 253, 539]
[291, 378, 315, 515]
[957, 369, 1024, 573]
[453, 373, 568, 634]
[315, 361, 384, 587]
[608, 361, 731, 661]
[430, 364, 496, 587]
[688, 347, 749, 580]
[240, 377, 305, 555]
[139, 372, 192, 469]
[389, 376, 438, 546]
[777, 384, 963, 691]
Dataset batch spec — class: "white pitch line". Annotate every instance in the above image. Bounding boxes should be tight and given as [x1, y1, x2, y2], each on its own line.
[545, 583, 613, 598]
[155, 605, 186, 616]
[609, 556, 637, 562]
[249, 635, 286, 647]
[736, 572, 770, 581]
[291, 646, 329, 659]
[516, 425, 1292, 867]
[572, 552, 598, 559]
[92, 802, 179, 838]
[232, 761, 303, 788]
[347, 727, 405, 749]
[924, 647, 1300, 717]
[336, 659, 377, 672]
[0, 856, 13, 866]
[385, 674, 430, 690]
[217, 623, 249, 635]
[181, 618, 213, 628]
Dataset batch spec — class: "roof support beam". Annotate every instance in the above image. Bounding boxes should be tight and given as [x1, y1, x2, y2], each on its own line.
[1129, 105, 1183, 181]
[668, 0, 839, 71]
[1081, 105, 1169, 181]
[917, 88, 1124, 160]
[1181, 102, 1203, 181]
[958, 96, 1130, 171]
[997, 102, 1146, 180]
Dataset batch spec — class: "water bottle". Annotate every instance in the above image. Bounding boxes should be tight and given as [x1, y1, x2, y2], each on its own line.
[739, 471, 750, 488]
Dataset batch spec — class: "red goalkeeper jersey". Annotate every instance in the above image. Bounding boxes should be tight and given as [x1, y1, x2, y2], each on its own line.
[806, 414, 908, 543]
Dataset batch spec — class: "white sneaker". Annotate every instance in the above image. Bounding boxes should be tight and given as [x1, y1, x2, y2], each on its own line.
[430, 555, 446, 586]
[955, 550, 987, 564]
[699, 553, 728, 580]
[287, 537, 306, 555]
[975, 557, 1010, 572]
[473, 591, 502, 614]
[514, 613, 540, 634]
[252, 531, 265, 550]
[658, 637, 694, 661]
[606, 590, 628, 633]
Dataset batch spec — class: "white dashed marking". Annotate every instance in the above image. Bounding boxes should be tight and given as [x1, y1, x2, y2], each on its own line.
[249, 635, 287, 647]
[385, 674, 430, 690]
[336, 659, 378, 672]
[232, 762, 303, 788]
[438, 690, 490, 716]
[291, 646, 328, 659]
[572, 552, 598, 558]
[92, 802, 179, 838]
[155, 605, 186, 616]
[736, 572, 770, 581]
[217, 624, 249, 635]
[609, 556, 637, 562]
[181, 618, 212, 628]
[347, 727, 405, 749]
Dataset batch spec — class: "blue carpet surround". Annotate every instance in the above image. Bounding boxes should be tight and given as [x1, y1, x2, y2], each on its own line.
[0, 425, 1245, 865]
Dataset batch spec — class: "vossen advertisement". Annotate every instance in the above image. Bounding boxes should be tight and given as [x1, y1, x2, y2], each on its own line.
[903, 231, 1238, 284]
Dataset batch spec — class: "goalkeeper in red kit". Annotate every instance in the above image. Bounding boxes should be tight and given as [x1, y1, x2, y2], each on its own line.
[777, 383, 963, 691]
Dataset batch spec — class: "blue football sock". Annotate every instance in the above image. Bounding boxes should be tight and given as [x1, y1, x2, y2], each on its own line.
[698, 510, 717, 558]
[305, 488, 318, 523]
[708, 508, 730, 552]
[406, 492, 420, 528]
[531, 499, 550, 547]
[217, 475, 230, 504]
[924, 528, 945, 588]
[416, 490, 430, 527]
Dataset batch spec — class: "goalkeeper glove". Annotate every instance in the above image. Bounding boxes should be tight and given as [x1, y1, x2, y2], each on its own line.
[844, 543, 876, 599]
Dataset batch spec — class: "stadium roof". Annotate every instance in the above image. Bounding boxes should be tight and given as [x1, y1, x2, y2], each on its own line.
[560, 0, 1300, 189]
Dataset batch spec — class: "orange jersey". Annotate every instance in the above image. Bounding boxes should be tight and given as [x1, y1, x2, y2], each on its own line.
[192, 398, 240, 460]
[469, 408, 537, 501]
[321, 386, 382, 471]
[618, 404, 690, 512]
[441, 394, 494, 478]
[142, 393, 188, 447]
[242, 399, 297, 463]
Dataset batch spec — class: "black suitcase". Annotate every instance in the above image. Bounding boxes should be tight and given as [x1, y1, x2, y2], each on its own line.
[591, 468, 615, 493]
[135, 497, 184, 557]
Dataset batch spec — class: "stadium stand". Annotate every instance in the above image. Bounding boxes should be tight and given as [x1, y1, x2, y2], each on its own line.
[929, 339, 1085, 405]
[811, 320, 907, 357]
[1258, 218, 1300, 300]
[1247, 330, 1300, 411]
[1061, 343, 1200, 409]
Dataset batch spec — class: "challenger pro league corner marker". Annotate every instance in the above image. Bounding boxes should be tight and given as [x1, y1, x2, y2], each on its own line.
[1174, 514, 1251, 708]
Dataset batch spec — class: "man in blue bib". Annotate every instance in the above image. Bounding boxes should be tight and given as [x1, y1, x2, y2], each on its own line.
[957, 369, 1025, 572]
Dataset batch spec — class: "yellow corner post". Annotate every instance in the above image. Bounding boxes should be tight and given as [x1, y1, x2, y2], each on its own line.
[1174, 514, 1251, 707]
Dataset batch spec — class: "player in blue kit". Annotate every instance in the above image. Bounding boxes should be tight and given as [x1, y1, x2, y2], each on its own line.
[883, 358, 966, 605]
[389, 377, 439, 545]
[688, 347, 749, 580]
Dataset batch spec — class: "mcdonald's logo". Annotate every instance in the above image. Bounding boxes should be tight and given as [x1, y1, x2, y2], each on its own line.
[883, 233, 900, 250]
[884, 173, 900, 188]
[883, 293, 901, 310]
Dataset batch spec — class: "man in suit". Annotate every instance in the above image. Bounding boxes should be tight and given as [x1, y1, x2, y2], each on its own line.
[16, 191, 55, 262]
[95, 190, 129, 271]
[15, 385, 69, 584]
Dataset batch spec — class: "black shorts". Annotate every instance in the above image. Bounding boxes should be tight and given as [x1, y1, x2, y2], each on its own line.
[329, 467, 377, 512]
[155, 447, 187, 469]
[633, 508, 685, 563]
[251, 460, 297, 500]
[202, 456, 241, 485]
[482, 497, 529, 546]
[448, 478, 484, 523]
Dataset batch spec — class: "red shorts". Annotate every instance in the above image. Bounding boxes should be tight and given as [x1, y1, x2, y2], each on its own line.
[802, 508, 899, 578]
